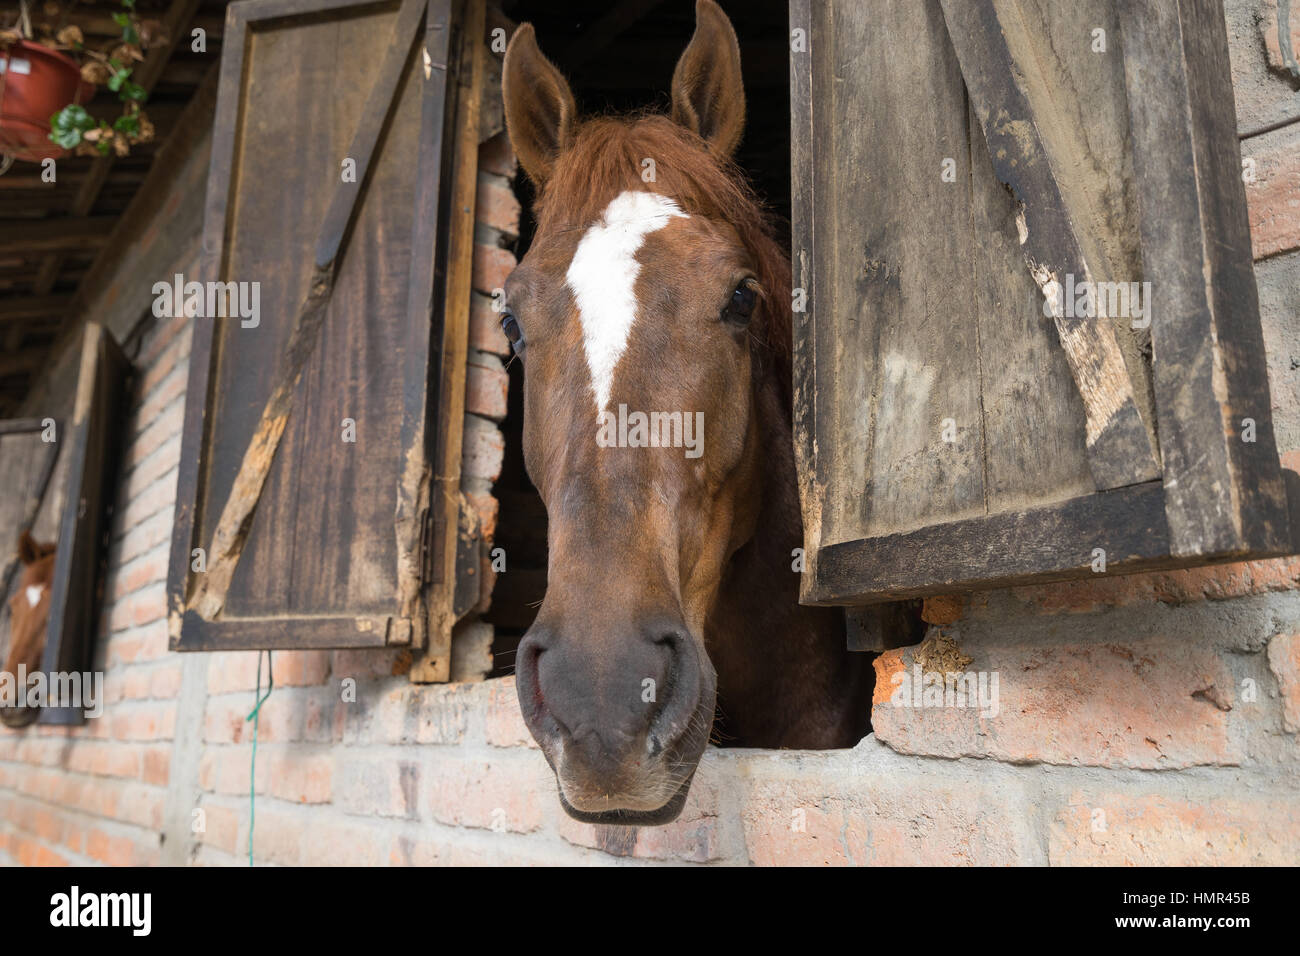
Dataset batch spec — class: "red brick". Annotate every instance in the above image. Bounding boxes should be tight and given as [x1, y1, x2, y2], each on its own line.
[428, 754, 548, 833]
[199, 747, 266, 797]
[466, 489, 499, 545]
[478, 131, 517, 179]
[1244, 121, 1300, 260]
[195, 804, 240, 855]
[334, 756, 421, 819]
[466, 356, 509, 421]
[126, 401, 184, 470]
[117, 510, 171, 565]
[1268, 631, 1300, 733]
[871, 636, 1237, 768]
[346, 682, 472, 745]
[267, 750, 333, 804]
[132, 366, 188, 438]
[119, 471, 179, 532]
[85, 829, 136, 866]
[122, 434, 181, 500]
[134, 312, 190, 372]
[476, 173, 521, 237]
[462, 416, 504, 482]
[472, 243, 516, 295]
[14, 836, 68, 867]
[741, 767, 1030, 866]
[148, 661, 182, 699]
[1008, 554, 1300, 614]
[1050, 790, 1300, 865]
[249, 807, 304, 866]
[485, 677, 537, 749]
[142, 746, 170, 786]
[300, 819, 387, 866]
[469, 292, 511, 357]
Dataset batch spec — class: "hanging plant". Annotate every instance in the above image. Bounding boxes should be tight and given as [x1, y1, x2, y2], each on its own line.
[0, 0, 168, 160]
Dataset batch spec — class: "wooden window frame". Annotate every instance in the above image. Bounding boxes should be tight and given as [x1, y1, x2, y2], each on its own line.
[0, 323, 128, 724]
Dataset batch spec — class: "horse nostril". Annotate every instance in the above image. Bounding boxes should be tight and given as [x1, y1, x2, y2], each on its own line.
[644, 626, 702, 750]
[514, 630, 554, 732]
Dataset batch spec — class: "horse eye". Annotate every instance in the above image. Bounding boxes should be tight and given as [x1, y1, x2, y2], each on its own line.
[722, 280, 757, 325]
[501, 311, 525, 355]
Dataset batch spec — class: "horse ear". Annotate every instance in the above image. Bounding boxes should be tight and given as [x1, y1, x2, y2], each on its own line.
[671, 0, 746, 159]
[503, 24, 577, 188]
[17, 531, 38, 565]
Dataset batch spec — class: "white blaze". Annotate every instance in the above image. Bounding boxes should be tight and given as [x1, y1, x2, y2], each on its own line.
[565, 190, 687, 413]
[25, 585, 43, 608]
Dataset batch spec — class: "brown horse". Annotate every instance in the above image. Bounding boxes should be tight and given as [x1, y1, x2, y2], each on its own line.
[2, 532, 56, 729]
[502, 0, 873, 825]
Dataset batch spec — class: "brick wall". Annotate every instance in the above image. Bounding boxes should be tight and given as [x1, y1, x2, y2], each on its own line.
[1, 0, 1298, 866]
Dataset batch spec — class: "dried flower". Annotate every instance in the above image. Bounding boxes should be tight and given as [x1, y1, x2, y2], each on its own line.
[110, 43, 144, 64]
[138, 19, 168, 49]
[135, 112, 155, 143]
[81, 60, 112, 85]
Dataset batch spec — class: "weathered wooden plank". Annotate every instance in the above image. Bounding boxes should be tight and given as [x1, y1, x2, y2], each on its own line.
[395, 0, 455, 654]
[189, 0, 429, 621]
[966, 96, 1096, 513]
[167, 0, 249, 650]
[412, 0, 485, 683]
[41, 324, 129, 725]
[0, 297, 74, 324]
[176, 611, 396, 651]
[1121, 0, 1292, 556]
[0, 218, 115, 255]
[845, 602, 924, 653]
[822, 0, 987, 544]
[809, 482, 1176, 605]
[788, 0, 822, 592]
[940, 0, 1161, 492]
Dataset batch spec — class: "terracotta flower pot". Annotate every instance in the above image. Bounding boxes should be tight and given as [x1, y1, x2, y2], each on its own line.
[0, 40, 96, 163]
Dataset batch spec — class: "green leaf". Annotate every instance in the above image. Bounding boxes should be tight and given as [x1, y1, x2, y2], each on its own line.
[123, 81, 147, 103]
[107, 66, 131, 92]
[121, 0, 136, 8]
[112, 11, 130, 26]
[113, 113, 140, 136]
[47, 104, 96, 149]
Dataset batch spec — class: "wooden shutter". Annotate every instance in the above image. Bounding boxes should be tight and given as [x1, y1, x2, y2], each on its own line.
[42, 324, 129, 723]
[0, 325, 127, 724]
[168, 0, 481, 671]
[789, 0, 1298, 606]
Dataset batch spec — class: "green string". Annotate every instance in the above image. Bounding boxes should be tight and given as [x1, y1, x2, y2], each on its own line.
[245, 650, 273, 867]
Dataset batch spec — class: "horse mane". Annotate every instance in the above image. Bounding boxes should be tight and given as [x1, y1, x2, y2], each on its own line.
[535, 113, 794, 403]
